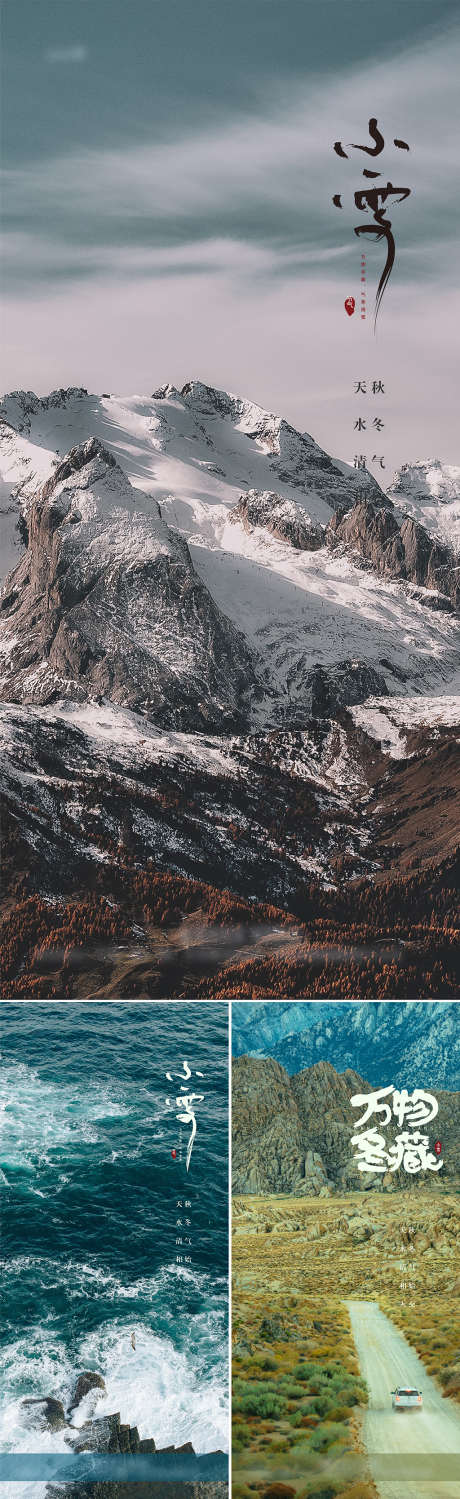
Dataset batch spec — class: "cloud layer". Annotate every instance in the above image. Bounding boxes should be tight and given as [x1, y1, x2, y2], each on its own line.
[2, 13, 459, 475]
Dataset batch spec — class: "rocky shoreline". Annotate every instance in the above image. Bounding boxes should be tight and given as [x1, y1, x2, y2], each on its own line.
[22, 1371, 227, 1499]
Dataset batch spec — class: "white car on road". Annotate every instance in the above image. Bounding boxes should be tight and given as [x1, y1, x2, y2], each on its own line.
[391, 1386, 423, 1410]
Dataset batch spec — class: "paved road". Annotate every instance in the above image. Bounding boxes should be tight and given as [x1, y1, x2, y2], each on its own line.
[347, 1300, 460, 1499]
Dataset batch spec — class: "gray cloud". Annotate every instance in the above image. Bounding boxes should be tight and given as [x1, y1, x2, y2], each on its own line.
[2, 18, 459, 473]
[44, 45, 88, 64]
[6, 21, 460, 289]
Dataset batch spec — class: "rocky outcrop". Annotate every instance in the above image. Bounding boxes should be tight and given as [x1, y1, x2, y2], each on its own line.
[327, 498, 459, 610]
[300, 660, 388, 717]
[22, 1396, 66, 1430]
[25, 1374, 229, 1499]
[0, 438, 259, 729]
[232, 1055, 362, 1195]
[70, 1370, 107, 1409]
[232, 1056, 458, 1195]
[230, 490, 324, 550]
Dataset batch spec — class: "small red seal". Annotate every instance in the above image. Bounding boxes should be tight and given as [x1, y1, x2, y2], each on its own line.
[434, 1140, 442, 1156]
[171, 1149, 177, 1159]
[344, 296, 355, 317]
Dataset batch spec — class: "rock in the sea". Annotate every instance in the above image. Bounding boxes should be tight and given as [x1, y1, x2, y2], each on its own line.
[22, 1396, 66, 1430]
[71, 1370, 107, 1409]
[70, 1413, 120, 1453]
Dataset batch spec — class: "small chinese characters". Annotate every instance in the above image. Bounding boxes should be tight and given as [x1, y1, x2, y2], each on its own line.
[353, 378, 386, 473]
[398, 1222, 417, 1308]
[166, 1059, 205, 1172]
[175, 1196, 193, 1266]
[333, 117, 411, 327]
[350, 1086, 443, 1175]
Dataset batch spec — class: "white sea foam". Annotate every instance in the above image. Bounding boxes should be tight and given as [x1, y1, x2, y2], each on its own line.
[0, 1308, 228, 1499]
[0, 1264, 228, 1480]
[77, 1318, 228, 1451]
[0, 1059, 132, 1178]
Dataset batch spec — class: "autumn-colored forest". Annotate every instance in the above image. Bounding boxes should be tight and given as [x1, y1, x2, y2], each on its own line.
[1, 801, 458, 998]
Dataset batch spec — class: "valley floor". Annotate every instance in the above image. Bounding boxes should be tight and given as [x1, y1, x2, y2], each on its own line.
[232, 1192, 459, 1499]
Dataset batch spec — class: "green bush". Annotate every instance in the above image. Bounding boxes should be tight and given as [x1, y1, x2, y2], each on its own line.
[309, 1422, 349, 1453]
[294, 1362, 323, 1381]
[233, 1380, 287, 1419]
[308, 1395, 333, 1417]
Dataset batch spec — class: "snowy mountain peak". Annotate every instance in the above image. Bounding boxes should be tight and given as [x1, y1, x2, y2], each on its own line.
[389, 459, 460, 552]
[42, 435, 117, 496]
[0, 434, 257, 726]
[0, 387, 89, 435]
[392, 459, 460, 503]
[1, 380, 459, 720]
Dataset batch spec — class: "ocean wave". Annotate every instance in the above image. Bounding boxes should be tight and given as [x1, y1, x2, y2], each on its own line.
[2, 1255, 225, 1307]
[0, 1302, 228, 1461]
[0, 1061, 176, 1191]
[0, 1060, 133, 1173]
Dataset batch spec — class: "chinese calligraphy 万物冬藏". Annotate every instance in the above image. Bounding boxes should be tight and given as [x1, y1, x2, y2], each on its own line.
[350, 1085, 443, 1175]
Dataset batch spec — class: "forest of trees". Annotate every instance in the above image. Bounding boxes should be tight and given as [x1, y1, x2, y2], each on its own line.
[1, 824, 458, 997]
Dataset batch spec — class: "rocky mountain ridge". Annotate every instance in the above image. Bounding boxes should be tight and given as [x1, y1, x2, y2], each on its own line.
[1, 381, 458, 721]
[232, 1001, 460, 1089]
[232, 1055, 459, 1195]
[390, 458, 460, 552]
[0, 437, 257, 729]
[0, 381, 459, 997]
[327, 497, 459, 611]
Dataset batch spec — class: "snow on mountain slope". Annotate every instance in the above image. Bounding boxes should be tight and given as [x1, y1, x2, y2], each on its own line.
[0, 437, 257, 728]
[389, 460, 460, 552]
[351, 693, 460, 757]
[0, 698, 379, 901]
[0, 383, 459, 715]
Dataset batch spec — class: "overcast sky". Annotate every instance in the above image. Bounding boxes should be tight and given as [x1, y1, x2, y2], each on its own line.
[1, 0, 459, 479]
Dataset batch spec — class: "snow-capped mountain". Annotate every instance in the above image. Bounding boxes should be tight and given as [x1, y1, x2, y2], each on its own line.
[390, 460, 460, 552]
[1, 381, 459, 726]
[0, 436, 256, 729]
[0, 381, 459, 998]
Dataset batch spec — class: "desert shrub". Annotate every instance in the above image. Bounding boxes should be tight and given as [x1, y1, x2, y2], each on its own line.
[309, 1422, 349, 1452]
[233, 1381, 287, 1419]
[307, 1395, 332, 1418]
[294, 1362, 323, 1381]
[262, 1487, 296, 1499]
[232, 1420, 252, 1452]
[340, 1486, 377, 1499]
[302, 1489, 338, 1499]
[252, 1355, 278, 1372]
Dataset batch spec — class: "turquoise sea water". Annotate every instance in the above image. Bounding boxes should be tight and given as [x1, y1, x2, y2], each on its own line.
[0, 1003, 229, 1492]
